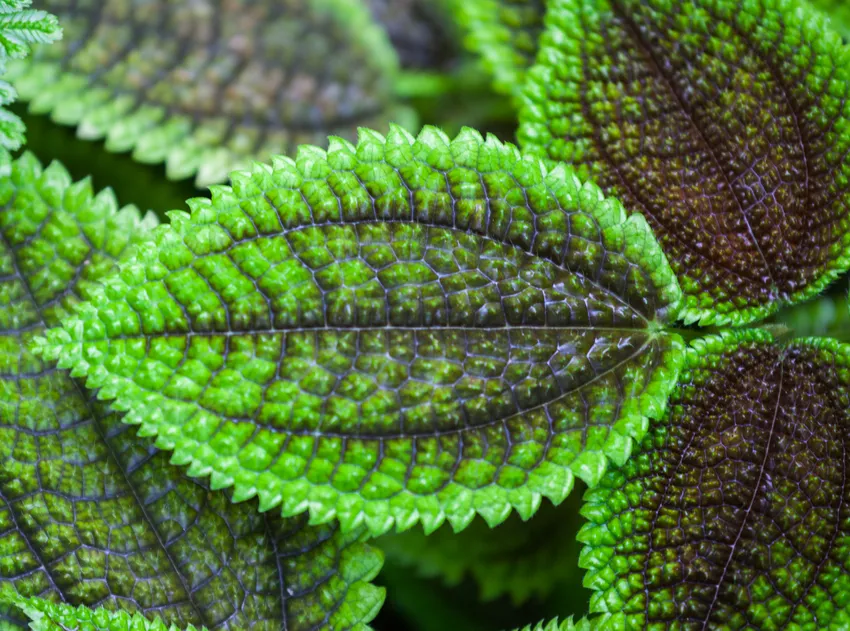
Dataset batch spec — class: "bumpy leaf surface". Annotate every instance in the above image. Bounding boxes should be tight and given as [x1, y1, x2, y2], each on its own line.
[458, 0, 545, 96]
[519, 0, 850, 326]
[0, 154, 384, 631]
[0, 0, 59, 170]
[7, 0, 405, 187]
[512, 615, 617, 631]
[378, 496, 585, 604]
[10, 599, 206, 631]
[37, 126, 685, 536]
[366, 0, 455, 70]
[580, 330, 850, 629]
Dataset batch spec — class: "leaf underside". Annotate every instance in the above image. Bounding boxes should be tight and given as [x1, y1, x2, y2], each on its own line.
[365, 0, 455, 70]
[580, 329, 850, 629]
[7, 0, 406, 187]
[37, 126, 685, 537]
[519, 0, 850, 326]
[458, 0, 546, 96]
[0, 154, 383, 631]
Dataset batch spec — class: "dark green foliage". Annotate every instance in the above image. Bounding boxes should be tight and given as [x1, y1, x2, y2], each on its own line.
[0, 154, 383, 631]
[366, 0, 456, 70]
[7, 0, 408, 187]
[580, 330, 850, 630]
[519, 0, 850, 326]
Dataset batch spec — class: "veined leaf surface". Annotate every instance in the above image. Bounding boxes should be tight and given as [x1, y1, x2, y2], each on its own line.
[457, 0, 546, 96]
[519, 0, 850, 325]
[37, 126, 685, 536]
[580, 330, 850, 629]
[7, 0, 406, 187]
[0, 154, 384, 631]
[9, 599, 206, 631]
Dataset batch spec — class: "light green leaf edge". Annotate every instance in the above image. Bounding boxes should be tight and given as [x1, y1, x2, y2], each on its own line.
[454, 0, 545, 97]
[6, 599, 208, 631]
[34, 124, 685, 538]
[808, 0, 850, 40]
[517, 0, 850, 328]
[6, 0, 406, 187]
[512, 614, 622, 631]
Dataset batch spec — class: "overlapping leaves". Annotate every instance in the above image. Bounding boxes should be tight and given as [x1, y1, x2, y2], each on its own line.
[0, 154, 383, 631]
[519, 0, 850, 326]
[7, 0, 408, 187]
[36, 125, 685, 537]
[580, 330, 850, 629]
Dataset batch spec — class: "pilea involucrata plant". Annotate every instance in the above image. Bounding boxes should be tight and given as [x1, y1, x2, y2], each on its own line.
[3, 0, 850, 630]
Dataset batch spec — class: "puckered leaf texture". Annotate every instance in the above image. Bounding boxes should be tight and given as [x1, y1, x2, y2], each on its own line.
[457, 0, 546, 96]
[580, 329, 850, 629]
[6, 0, 407, 187]
[512, 615, 619, 631]
[0, 154, 384, 631]
[9, 599, 206, 631]
[36, 125, 685, 537]
[519, 0, 850, 326]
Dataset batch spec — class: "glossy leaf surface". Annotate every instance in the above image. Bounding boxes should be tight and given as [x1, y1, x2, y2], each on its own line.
[458, 0, 545, 96]
[8, 0, 405, 187]
[519, 0, 850, 325]
[37, 126, 685, 537]
[0, 154, 384, 631]
[580, 330, 850, 629]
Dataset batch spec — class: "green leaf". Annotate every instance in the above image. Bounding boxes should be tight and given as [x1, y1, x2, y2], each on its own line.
[457, 0, 546, 96]
[7, 0, 410, 188]
[519, 0, 850, 326]
[511, 615, 620, 631]
[0, 153, 384, 631]
[36, 125, 685, 537]
[0, 0, 59, 169]
[8, 599, 206, 631]
[366, 0, 456, 70]
[808, 0, 850, 40]
[579, 329, 850, 629]
[378, 496, 587, 605]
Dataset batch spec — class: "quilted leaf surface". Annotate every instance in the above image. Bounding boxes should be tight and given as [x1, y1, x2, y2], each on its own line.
[520, 0, 850, 325]
[580, 330, 850, 629]
[0, 154, 384, 631]
[37, 125, 685, 536]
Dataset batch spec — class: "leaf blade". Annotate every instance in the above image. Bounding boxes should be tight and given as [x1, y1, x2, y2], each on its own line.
[37, 126, 685, 536]
[580, 329, 850, 628]
[519, 0, 850, 325]
[0, 154, 384, 631]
